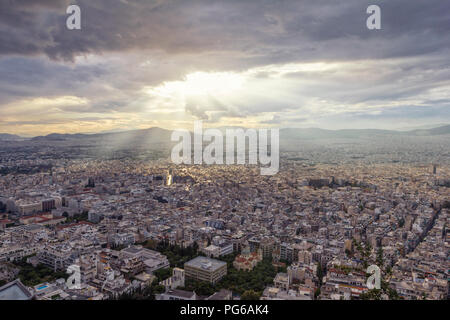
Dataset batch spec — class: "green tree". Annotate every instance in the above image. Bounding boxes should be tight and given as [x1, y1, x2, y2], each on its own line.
[316, 262, 323, 285]
[376, 247, 384, 267]
[153, 268, 172, 282]
[314, 288, 321, 299]
[360, 289, 382, 300]
[241, 290, 260, 300]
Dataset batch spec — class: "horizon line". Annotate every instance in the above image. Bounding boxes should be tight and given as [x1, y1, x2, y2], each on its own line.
[2, 123, 449, 139]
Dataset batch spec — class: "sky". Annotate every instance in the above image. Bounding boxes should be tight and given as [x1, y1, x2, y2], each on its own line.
[0, 0, 449, 136]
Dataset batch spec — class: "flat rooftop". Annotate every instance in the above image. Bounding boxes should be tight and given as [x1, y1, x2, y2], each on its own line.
[121, 246, 142, 254]
[185, 256, 226, 271]
[0, 280, 33, 300]
[165, 289, 195, 299]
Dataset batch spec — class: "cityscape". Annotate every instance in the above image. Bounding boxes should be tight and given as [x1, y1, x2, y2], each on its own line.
[0, 0, 449, 306]
[0, 128, 448, 301]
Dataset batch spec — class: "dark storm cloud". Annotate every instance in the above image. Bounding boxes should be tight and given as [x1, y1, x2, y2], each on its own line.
[0, 56, 109, 105]
[0, 0, 449, 64]
[0, 0, 449, 134]
[0, 0, 70, 56]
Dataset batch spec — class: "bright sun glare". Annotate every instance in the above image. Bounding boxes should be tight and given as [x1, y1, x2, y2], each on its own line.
[147, 71, 245, 98]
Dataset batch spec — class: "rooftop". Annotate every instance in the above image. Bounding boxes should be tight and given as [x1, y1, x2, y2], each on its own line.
[185, 256, 226, 271]
[0, 279, 33, 300]
[165, 289, 196, 299]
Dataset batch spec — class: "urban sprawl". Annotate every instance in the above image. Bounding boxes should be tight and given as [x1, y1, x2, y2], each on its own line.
[0, 151, 448, 301]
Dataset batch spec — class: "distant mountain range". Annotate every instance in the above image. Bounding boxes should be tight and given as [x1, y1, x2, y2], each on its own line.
[0, 133, 25, 141]
[397, 123, 449, 131]
[1, 124, 449, 142]
[411, 124, 450, 136]
[280, 124, 450, 140]
[31, 127, 170, 140]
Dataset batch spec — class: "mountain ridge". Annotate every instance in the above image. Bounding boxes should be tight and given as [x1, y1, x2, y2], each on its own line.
[2, 124, 449, 141]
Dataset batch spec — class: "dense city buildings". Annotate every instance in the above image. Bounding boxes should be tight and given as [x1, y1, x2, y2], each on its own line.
[0, 141, 448, 300]
[0, 1, 448, 313]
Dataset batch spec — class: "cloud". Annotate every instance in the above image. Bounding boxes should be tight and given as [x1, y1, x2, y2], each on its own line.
[0, 0, 449, 134]
[0, 0, 448, 63]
